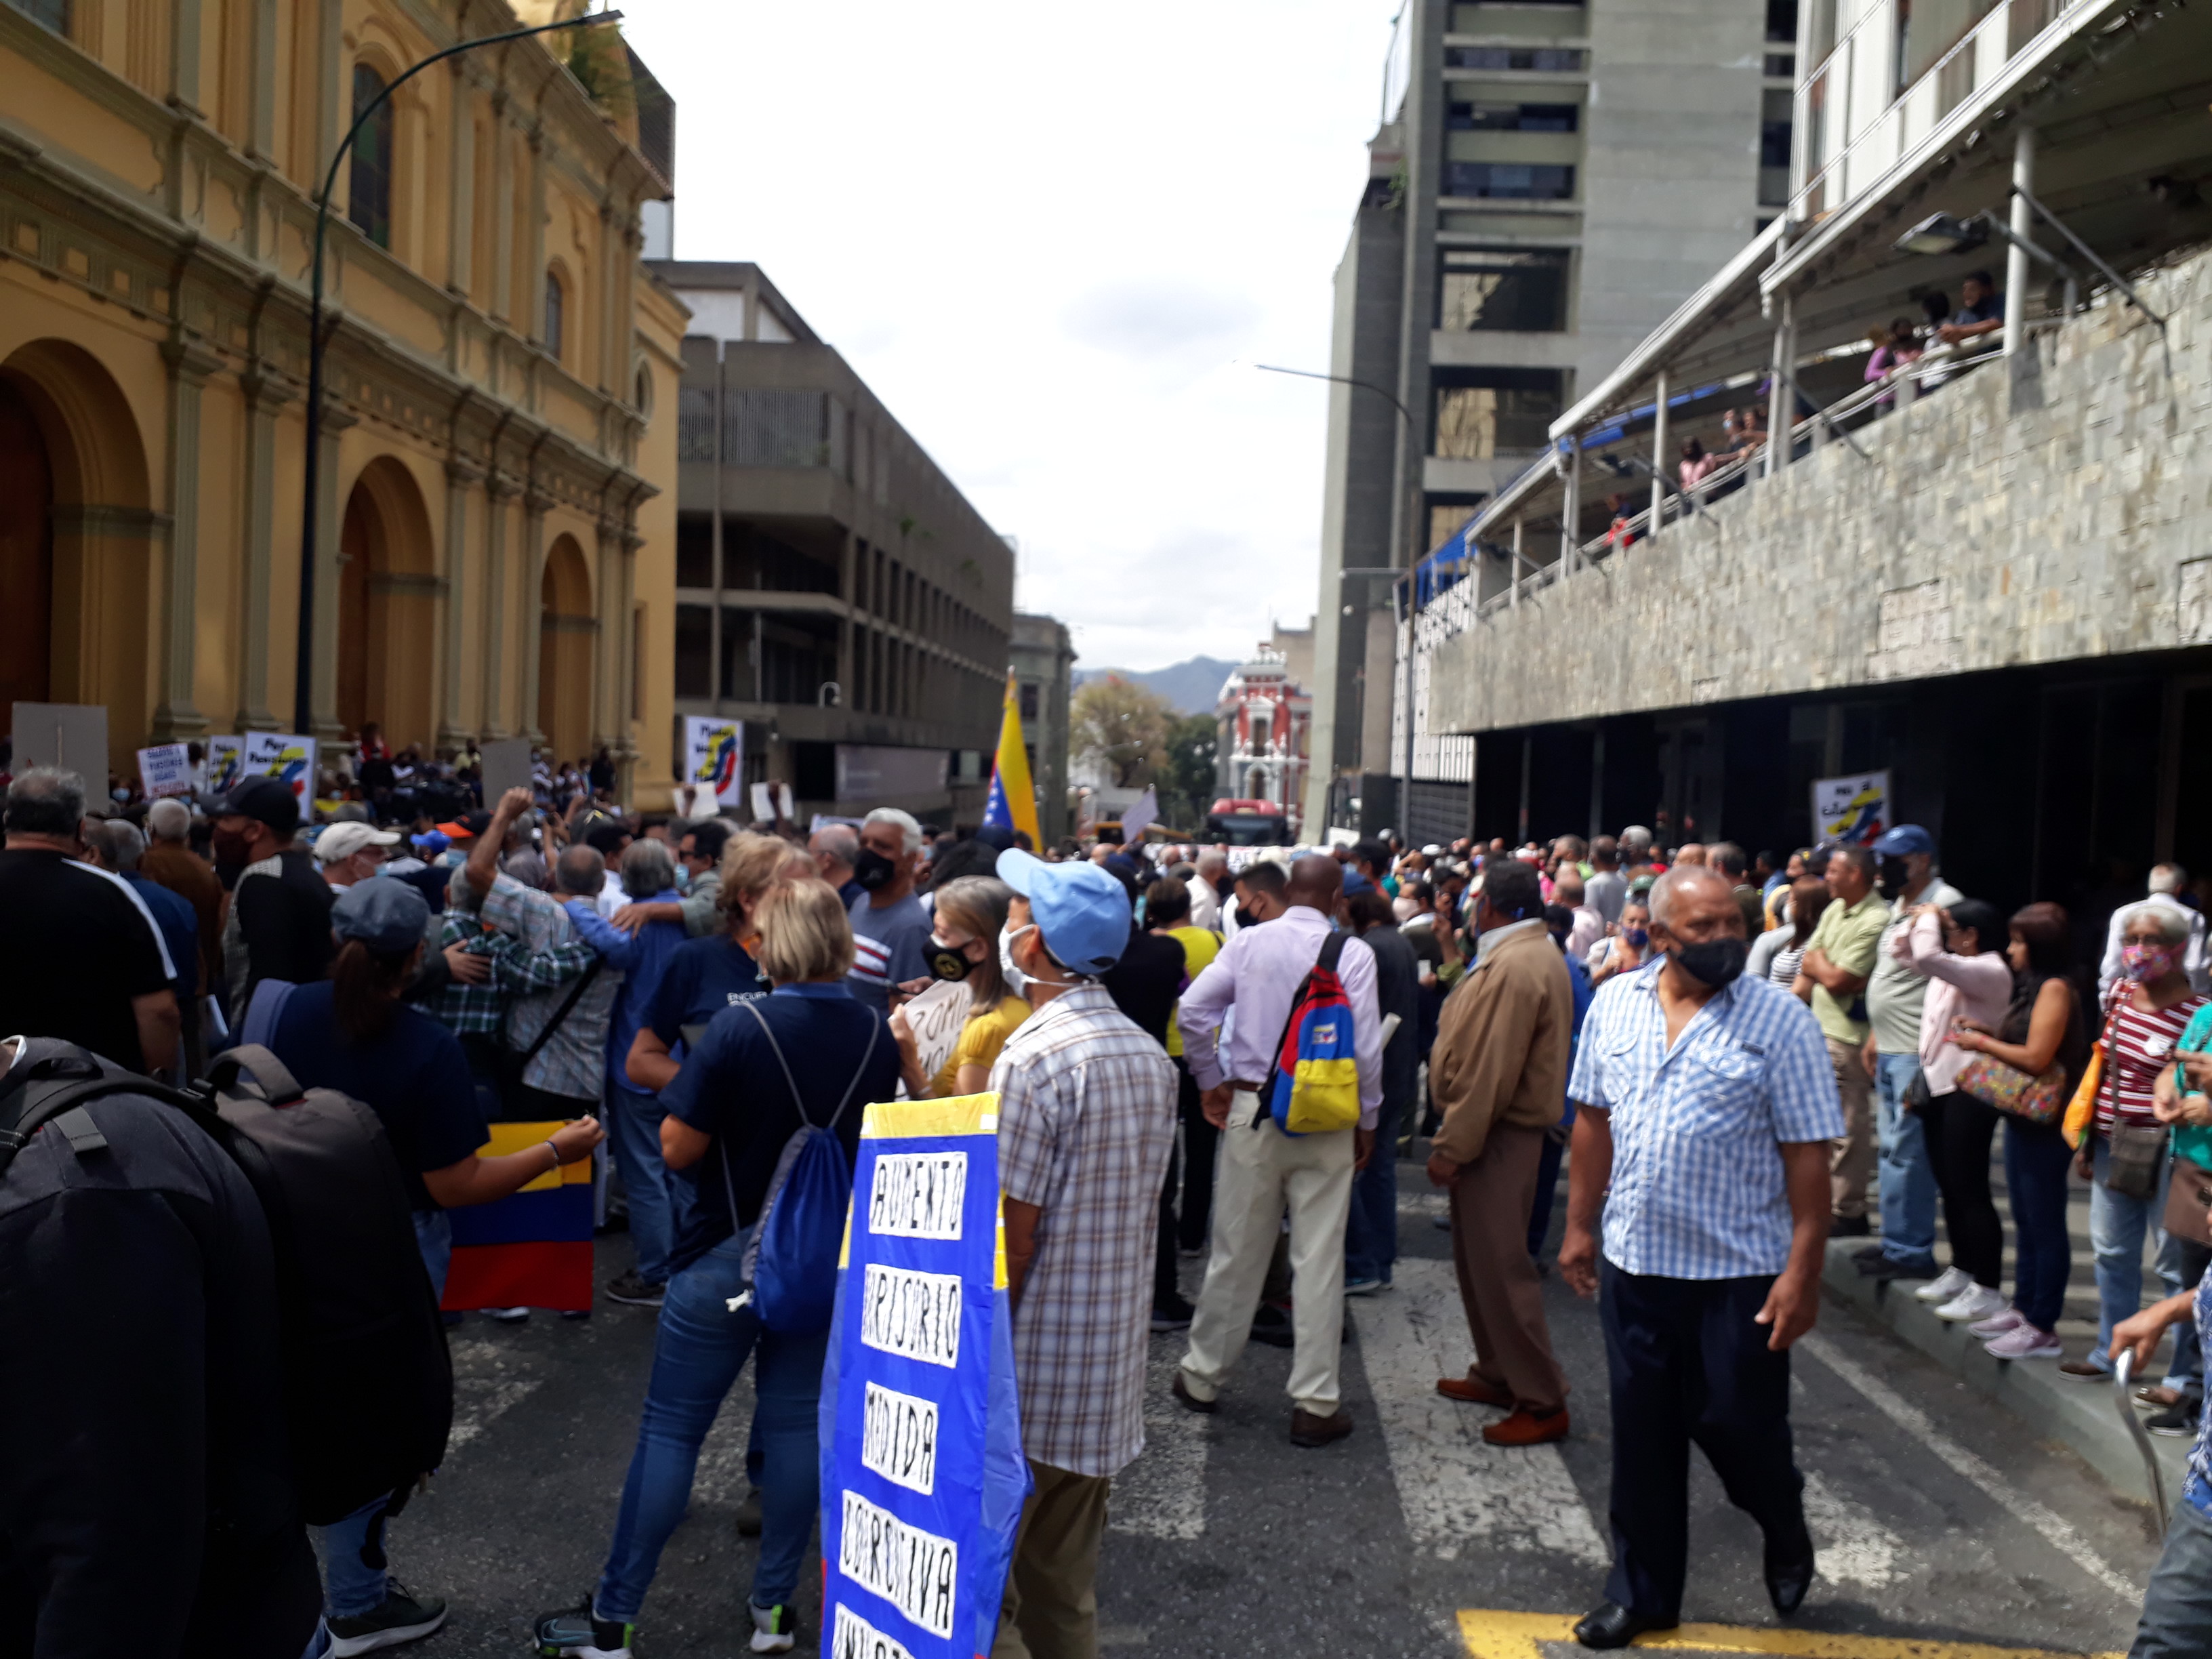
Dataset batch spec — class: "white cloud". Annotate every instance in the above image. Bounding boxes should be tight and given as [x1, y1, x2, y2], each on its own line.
[621, 0, 1398, 674]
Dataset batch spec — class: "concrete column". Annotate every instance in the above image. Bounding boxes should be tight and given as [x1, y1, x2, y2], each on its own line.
[615, 525, 644, 794]
[152, 335, 219, 738]
[1510, 518, 1523, 609]
[308, 405, 354, 741]
[2004, 126, 2037, 359]
[592, 520, 622, 752]
[1767, 293, 1796, 476]
[1558, 443, 1580, 574]
[1649, 371, 1669, 534]
[445, 68, 475, 300]
[1588, 724, 1605, 842]
[489, 98, 514, 324]
[480, 474, 518, 737]
[519, 485, 551, 746]
[438, 455, 483, 750]
[233, 369, 291, 730]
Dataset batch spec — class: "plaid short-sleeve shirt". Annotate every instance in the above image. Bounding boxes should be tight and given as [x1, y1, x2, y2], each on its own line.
[1568, 964, 1843, 1279]
[991, 983, 1177, 1477]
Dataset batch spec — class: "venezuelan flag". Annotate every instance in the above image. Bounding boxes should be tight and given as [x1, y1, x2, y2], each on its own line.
[982, 670, 1042, 849]
[443, 1122, 596, 1313]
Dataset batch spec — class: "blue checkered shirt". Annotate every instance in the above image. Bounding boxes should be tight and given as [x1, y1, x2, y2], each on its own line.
[1567, 962, 1843, 1280]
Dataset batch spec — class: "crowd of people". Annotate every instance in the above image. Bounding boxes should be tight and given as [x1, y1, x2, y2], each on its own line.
[6, 743, 2212, 1657]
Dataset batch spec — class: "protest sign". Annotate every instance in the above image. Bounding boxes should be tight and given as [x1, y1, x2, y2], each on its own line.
[243, 731, 318, 819]
[682, 716, 745, 807]
[896, 979, 969, 1095]
[819, 1093, 1028, 1659]
[207, 734, 245, 795]
[1811, 769, 1889, 846]
[751, 780, 794, 824]
[137, 743, 193, 799]
[479, 737, 533, 804]
[9, 702, 106, 776]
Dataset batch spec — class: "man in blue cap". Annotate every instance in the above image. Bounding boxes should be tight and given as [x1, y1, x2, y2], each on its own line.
[1859, 823, 1961, 1284]
[988, 849, 1178, 1659]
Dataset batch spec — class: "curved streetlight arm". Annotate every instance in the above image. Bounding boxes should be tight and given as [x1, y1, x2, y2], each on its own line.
[1252, 363, 1415, 432]
[293, 7, 625, 737]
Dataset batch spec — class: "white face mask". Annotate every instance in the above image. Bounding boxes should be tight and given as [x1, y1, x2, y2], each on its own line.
[999, 922, 1036, 997]
[1392, 895, 1420, 923]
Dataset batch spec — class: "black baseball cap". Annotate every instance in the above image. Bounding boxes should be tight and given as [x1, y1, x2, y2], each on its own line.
[219, 776, 299, 837]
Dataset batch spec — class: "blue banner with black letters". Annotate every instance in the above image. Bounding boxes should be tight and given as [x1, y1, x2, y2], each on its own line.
[819, 1092, 1029, 1659]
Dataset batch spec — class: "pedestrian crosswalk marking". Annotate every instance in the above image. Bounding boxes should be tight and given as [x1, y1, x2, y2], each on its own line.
[1455, 1610, 2125, 1658]
[1799, 1472, 1905, 1589]
[1353, 1258, 1607, 1564]
[1109, 1337, 1211, 1540]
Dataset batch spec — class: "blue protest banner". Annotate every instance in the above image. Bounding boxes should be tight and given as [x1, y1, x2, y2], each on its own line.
[819, 1093, 1030, 1659]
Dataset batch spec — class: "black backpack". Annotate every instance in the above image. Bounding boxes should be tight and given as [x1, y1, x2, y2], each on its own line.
[0, 1042, 453, 1525]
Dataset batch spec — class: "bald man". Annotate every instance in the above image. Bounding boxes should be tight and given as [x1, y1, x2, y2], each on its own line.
[1173, 854, 1383, 1448]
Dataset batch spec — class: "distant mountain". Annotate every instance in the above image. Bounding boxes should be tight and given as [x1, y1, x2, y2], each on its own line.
[1074, 657, 1235, 717]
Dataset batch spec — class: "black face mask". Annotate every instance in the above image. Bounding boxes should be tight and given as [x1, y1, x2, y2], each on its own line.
[1672, 935, 1749, 990]
[928, 943, 975, 981]
[853, 847, 898, 892]
[1877, 857, 1910, 900]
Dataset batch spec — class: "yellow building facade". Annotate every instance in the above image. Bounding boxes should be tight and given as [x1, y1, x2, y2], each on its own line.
[0, 0, 684, 796]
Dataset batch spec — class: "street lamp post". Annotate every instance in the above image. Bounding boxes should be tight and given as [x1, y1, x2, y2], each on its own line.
[292, 7, 626, 738]
[1254, 363, 1421, 844]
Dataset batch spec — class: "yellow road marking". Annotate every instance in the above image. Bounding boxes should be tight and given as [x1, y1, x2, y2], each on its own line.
[1456, 1610, 2125, 1659]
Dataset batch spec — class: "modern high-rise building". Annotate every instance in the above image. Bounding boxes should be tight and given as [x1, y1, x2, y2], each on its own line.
[1305, 0, 1797, 836]
[1009, 612, 1076, 846]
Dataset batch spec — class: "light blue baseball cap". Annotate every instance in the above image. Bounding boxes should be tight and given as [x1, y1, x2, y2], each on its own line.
[996, 848, 1132, 976]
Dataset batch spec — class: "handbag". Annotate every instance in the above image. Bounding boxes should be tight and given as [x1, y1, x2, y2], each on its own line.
[2062, 1006, 2118, 1150]
[2105, 1121, 2169, 1201]
[1955, 1052, 2068, 1125]
[2164, 1153, 2212, 1248]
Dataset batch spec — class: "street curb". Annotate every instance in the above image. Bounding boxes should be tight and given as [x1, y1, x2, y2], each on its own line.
[1820, 1240, 2190, 1505]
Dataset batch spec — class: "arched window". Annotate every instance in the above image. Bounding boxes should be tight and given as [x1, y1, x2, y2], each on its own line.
[348, 64, 393, 249]
[544, 268, 565, 361]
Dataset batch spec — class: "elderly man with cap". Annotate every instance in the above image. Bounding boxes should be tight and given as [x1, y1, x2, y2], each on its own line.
[989, 850, 1178, 1659]
[316, 820, 401, 891]
[1172, 853, 1383, 1449]
[216, 776, 334, 1015]
[1857, 823, 1963, 1283]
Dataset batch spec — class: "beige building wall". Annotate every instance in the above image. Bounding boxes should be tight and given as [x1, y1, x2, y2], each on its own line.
[0, 0, 685, 801]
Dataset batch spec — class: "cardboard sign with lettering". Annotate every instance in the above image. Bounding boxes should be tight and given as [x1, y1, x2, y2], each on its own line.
[243, 731, 318, 820]
[206, 735, 246, 796]
[819, 1093, 1029, 1659]
[137, 743, 193, 799]
[895, 979, 970, 1100]
[1811, 769, 1889, 846]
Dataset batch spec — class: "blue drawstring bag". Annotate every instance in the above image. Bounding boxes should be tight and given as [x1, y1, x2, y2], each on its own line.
[730, 1002, 880, 1334]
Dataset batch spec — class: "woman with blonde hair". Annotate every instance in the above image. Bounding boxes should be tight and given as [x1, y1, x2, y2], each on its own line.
[626, 833, 815, 1092]
[890, 874, 1029, 1099]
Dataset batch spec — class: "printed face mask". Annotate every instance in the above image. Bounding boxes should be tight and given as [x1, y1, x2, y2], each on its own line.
[928, 935, 976, 982]
[853, 846, 899, 891]
[1622, 925, 1650, 949]
[2122, 941, 2185, 984]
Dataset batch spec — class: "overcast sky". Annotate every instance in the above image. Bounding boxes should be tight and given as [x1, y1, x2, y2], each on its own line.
[622, 1, 1400, 674]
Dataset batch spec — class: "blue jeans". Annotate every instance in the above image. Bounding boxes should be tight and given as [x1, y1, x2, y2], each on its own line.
[607, 1083, 684, 1285]
[2131, 1479, 2212, 1657]
[594, 1233, 827, 1621]
[1874, 1051, 1938, 1267]
[1344, 1096, 1402, 1285]
[321, 1212, 453, 1618]
[2087, 1135, 2190, 1384]
[2005, 1119, 2075, 1332]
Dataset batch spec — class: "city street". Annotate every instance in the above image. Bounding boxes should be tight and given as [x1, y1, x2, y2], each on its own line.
[392, 1166, 2158, 1659]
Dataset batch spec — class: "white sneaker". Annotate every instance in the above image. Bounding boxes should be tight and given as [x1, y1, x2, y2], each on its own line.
[748, 1603, 796, 1654]
[1984, 1322, 2063, 1359]
[1936, 1283, 2008, 1323]
[1913, 1266, 1972, 1304]
[1968, 1306, 2024, 1338]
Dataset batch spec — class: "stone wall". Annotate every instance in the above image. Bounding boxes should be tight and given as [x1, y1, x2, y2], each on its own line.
[1426, 245, 2212, 735]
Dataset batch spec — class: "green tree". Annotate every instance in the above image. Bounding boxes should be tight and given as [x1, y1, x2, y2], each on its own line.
[1160, 713, 1218, 830]
[1071, 675, 1174, 790]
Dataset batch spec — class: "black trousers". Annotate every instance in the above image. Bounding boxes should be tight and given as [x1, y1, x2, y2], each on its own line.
[1176, 1059, 1217, 1251]
[1923, 1090, 2003, 1287]
[1600, 1263, 1809, 1622]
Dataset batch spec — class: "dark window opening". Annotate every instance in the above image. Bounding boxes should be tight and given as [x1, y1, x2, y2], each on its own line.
[1431, 367, 1568, 459]
[794, 741, 836, 801]
[674, 604, 712, 699]
[1438, 247, 1570, 332]
[676, 515, 713, 588]
[544, 270, 565, 361]
[1766, 0, 1799, 40]
[719, 523, 840, 595]
[1442, 162, 1574, 201]
[348, 64, 393, 249]
[1447, 100, 1579, 132]
[1446, 45, 1586, 70]
[1761, 120, 1794, 169]
[1019, 682, 1040, 721]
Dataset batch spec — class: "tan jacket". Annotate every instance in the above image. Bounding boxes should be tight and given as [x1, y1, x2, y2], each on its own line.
[1429, 923, 1573, 1164]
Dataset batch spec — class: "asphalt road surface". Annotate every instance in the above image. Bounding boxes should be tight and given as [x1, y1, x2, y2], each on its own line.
[386, 1164, 2159, 1659]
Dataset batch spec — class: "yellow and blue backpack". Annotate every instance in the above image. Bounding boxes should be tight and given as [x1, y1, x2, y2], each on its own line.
[1261, 931, 1362, 1135]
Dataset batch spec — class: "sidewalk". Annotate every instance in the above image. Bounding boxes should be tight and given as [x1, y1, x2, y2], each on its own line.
[1822, 1153, 2193, 1507]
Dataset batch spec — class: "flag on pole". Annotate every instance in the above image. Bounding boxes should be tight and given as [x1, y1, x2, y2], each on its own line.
[982, 670, 1043, 849]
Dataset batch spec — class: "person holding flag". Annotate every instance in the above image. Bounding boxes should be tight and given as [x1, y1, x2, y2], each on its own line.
[983, 670, 1043, 850]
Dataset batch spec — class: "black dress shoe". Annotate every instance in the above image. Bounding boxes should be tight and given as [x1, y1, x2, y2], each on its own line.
[1765, 1552, 1815, 1615]
[1830, 1214, 1872, 1237]
[1572, 1603, 1677, 1650]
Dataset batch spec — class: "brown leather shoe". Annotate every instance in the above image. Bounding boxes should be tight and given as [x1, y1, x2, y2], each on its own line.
[1436, 1374, 1515, 1408]
[1290, 1406, 1354, 1448]
[1170, 1372, 1217, 1415]
[1483, 1406, 1570, 1446]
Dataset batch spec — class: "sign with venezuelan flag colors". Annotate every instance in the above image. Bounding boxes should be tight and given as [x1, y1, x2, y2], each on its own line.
[442, 1122, 595, 1313]
[981, 672, 1042, 851]
[682, 716, 746, 808]
[819, 1093, 1029, 1659]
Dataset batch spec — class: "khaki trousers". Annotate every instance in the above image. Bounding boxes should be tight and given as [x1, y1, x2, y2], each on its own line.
[991, 1459, 1111, 1659]
[1450, 1122, 1569, 1411]
[1178, 1088, 1355, 1415]
[1826, 1034, 1876, 1220]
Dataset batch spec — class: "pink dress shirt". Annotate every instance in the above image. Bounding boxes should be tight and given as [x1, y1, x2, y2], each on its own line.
[1892, 907, 2013, 1095]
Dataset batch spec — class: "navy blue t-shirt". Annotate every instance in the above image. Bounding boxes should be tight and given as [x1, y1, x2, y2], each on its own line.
[649, 934, 772, 1054]
[660, 983, 896, 1275]
[270, 981, 486, 1210]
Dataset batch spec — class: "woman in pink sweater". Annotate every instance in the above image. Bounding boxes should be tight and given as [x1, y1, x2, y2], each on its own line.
[1891, 898, 2015, 1322]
